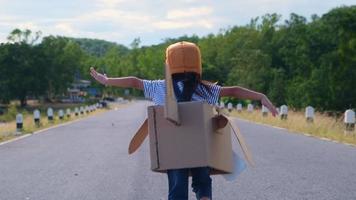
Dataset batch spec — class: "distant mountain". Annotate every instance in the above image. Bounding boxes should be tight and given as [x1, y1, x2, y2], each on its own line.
[69, 38, 129, 57]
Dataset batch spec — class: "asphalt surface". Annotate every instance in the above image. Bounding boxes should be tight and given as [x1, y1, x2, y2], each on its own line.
[1, 101, 356, 200]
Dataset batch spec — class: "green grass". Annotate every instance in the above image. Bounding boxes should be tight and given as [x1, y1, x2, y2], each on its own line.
[0, 101, 121, 143]
[230, 109, 356, 145]
[0, 104, 27, 122]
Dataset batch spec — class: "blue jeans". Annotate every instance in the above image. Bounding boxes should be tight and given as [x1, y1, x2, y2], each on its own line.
[167, 167, 212, 200]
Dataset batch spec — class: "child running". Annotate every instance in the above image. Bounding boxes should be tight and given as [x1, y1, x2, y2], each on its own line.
[90, 41, 278, 200]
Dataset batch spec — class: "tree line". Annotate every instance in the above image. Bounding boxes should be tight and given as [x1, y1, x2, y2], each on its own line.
[0, 6, 355, 112]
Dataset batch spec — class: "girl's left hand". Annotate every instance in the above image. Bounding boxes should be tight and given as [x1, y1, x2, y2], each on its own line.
[261, 95, 278, 117]
[90, 67, 108, 85]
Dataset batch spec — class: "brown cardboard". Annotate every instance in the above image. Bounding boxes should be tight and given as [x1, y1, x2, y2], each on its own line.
[227, 116, 255, 167]
[148, 101, 233, 175]
[164, 64, 180, 125]
[128, 119, 148, 154]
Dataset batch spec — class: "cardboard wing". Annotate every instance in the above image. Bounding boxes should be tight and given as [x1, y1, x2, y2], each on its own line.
[226, 116, 255, 167]
[213, 107, 255, 167]
[128, 119, 148, 154]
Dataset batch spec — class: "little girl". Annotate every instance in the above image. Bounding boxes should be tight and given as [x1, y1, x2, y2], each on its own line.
[90, 41, 278, 200]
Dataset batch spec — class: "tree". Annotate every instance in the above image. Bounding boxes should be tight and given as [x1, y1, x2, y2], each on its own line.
[0, 29, 42, 106]
[39, 36, 85, 101]
[7, 28, 41, 45]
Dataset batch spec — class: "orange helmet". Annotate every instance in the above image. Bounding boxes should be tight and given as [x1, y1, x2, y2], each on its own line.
[165, 41, 202, 75]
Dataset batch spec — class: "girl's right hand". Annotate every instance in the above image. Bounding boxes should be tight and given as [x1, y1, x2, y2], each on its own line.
[261, 94, 278, 117]
[90, 67, 108, 85]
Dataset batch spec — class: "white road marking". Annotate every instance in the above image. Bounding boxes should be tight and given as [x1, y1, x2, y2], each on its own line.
[0, 134, 31, 146]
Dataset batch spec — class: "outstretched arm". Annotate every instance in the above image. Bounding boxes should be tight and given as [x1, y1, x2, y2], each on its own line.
[90, 67, 144, 90]
[220, 86, 278, 116]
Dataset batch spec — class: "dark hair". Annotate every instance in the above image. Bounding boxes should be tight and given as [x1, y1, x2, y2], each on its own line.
[172, 72, 212, 102]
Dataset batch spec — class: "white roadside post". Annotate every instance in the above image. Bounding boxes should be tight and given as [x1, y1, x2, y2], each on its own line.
[247, 104, 253, 113]
[227, 103, 233, 112]
[118, 97, 124, 104]
[220, 102, 225, 109]
[124, 89, 130, 96]
[237, 103, 242, 113]
[47, 108, 54, 122]
[58, 109, 64, 120]
[85, 106, 89, 114]
[33, 109, 41, 126]
[75, 107, 79, 116]
[80, 106, 84, 115]
[124, 90, 131, 102]
[16, 114, 23, 134]
[262, 105, 269, 117]
[66, 108, 71, 118]
[344, 109, 355, 134]
[305, 106, 315, 123]
[280, 105, 288, 120]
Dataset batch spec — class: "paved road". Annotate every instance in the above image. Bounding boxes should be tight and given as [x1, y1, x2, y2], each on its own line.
[1, 101, 356, 200]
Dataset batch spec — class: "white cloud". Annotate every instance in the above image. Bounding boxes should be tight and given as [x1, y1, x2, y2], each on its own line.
[95, 0, 126, 7]
[89, 9, 153, 24]
[23, 22, 40, 30]
[167, 6, 213, 19]
[153, 19, 214, 29]
[72, 8, 154, 34]
[54, 23, 76, 35]
[180, 0, 200, 3]
[0, 0, 355, 45]
[153, 21, 194, 29]
[0, 0, 218, 44]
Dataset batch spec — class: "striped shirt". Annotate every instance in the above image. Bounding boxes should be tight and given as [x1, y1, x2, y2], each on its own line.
[143, 80, 221, 106]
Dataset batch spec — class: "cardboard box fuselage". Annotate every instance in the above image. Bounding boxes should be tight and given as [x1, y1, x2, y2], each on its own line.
[148, 101, 233, 175]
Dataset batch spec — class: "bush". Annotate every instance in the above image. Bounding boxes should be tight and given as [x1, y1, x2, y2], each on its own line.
[0, 104, 18, 122]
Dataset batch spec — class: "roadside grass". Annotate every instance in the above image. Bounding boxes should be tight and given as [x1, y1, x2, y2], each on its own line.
[0, 101, 127, 143]
[230, 109, 356, 145]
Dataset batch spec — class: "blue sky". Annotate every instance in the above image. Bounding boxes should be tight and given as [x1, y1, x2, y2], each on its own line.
[0, 0, 354, 46]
